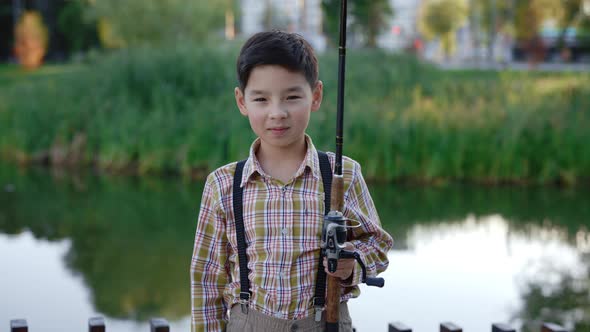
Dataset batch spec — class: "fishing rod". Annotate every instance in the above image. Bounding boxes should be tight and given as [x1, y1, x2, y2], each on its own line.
[321, 1, 384, 331]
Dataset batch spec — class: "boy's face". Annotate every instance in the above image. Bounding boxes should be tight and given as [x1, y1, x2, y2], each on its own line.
[235, 65, 323, 152]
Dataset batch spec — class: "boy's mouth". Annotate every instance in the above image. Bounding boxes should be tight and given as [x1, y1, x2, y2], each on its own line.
[268, 127, 289, 135]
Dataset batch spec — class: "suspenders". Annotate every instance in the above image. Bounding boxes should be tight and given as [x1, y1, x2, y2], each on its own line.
[232, 151, 333, 316]
[232, 159, 251, 312]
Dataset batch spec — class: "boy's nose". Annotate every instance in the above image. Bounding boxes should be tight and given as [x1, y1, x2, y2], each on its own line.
[269, 105, 288, 119]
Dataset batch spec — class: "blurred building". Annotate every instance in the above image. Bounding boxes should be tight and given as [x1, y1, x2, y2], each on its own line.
[237, 0, 422, 54]
[239, 0, 327, 52]
[377, 0, 422, 52]
[378, 0, 516, 64]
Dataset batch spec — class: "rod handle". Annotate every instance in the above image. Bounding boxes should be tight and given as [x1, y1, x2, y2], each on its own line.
[365, 277, 385, 288]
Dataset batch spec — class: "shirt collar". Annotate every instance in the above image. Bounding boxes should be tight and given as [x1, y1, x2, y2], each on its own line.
[240, 134, 321, 187]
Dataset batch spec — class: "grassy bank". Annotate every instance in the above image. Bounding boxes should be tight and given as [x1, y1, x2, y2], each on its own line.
[1, 45, 589, 184]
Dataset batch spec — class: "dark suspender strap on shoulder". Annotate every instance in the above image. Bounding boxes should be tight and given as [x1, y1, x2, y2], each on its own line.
[318, 151, 332, 213]
[232, 160, 250, 312]
[314, 151, 332, 311]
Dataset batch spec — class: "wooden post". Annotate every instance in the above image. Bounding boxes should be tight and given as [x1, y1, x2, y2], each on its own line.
[389, 321, 412, 332]
[10, 319, 28, 332]
[541, 322, 568, 332]
[492, 323, 516, 332]
[89, 317, 106, 332]
[150, 318, 170, 332]
[440, 322, 462, 332]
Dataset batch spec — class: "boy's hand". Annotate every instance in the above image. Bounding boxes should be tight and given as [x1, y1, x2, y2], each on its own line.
[323, 242, 355, 280]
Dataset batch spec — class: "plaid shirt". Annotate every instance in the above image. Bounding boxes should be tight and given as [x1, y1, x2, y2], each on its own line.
[190, 135, 393, 332]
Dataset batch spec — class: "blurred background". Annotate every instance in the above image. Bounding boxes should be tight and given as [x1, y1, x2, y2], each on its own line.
[0, 1, 589, 331]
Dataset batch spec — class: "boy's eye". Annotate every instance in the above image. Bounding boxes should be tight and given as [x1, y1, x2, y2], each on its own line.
[286, 95, 301, 100]
[253, 98, 267, 102]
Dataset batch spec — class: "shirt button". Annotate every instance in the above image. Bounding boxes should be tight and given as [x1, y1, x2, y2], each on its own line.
[282, 228, 288, 236]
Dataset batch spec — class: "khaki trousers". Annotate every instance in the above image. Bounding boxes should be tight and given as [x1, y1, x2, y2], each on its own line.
[227, 302, 353, 332]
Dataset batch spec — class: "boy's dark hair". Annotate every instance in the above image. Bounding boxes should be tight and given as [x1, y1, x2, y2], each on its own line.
[236, 30, 319, 91]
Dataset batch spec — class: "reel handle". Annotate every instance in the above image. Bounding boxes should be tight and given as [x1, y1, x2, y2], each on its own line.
[365, 277, 385, 288]
[339, 250, 385, 288]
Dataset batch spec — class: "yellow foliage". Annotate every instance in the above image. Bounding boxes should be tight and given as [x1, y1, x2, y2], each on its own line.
[418, 0, 467, 57]
[418, 0, 468, 40]
[14, 11, 49, 69]
[98, 18, 127, 49]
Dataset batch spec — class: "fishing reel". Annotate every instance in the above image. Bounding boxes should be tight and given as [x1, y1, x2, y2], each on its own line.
[321, 211, 385, 288]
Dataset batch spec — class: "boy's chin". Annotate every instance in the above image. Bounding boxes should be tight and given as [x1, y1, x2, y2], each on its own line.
[260, 135, 305, 149]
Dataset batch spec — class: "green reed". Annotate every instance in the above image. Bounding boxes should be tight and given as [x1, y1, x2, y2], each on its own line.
[0, 46, 588, 184]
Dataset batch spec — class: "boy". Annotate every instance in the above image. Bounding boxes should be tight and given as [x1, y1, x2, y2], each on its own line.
[191, 31, 393, 332]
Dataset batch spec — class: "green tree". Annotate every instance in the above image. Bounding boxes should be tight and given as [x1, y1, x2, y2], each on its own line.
[321, 0, 394, 48]
[467, 0, 515, 61]
[85, 0, 226, 48]
[321, 0, 341, 46]
[513, 1, 544, 42]
[57, 0, 99, 53]
[418, 0, 468, 59]
[511, 0, 588, 40]
[350, 0, 394, 48]
[551, 1, 589, 52]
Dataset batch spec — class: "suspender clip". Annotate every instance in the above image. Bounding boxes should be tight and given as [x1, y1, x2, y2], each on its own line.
[312, 298, 324, 322]
[238, 292, 250, 314]
[314, 306, 324, 322]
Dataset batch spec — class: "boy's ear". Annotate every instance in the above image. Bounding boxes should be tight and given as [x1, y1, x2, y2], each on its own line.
[311, 80, 323, 112]
[235, 87, 248, 116]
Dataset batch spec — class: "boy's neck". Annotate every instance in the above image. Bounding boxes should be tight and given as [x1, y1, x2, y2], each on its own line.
[256, 137, 307, 184]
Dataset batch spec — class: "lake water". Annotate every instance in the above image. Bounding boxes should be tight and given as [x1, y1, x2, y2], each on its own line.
[1, 165, 588, 332]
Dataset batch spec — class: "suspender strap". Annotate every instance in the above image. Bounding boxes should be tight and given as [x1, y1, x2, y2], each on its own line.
[314, 151, 332, 312]
[232, 152, 333, 315]
[232, 160, 250, 313]
[318, 151, 332, 216]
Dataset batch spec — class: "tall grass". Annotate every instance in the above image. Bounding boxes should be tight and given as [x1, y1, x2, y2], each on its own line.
[0, 45, 589, 184]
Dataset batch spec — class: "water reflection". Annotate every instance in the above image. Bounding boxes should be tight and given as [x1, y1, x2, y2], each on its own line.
[0, 166, 201, 323]
[0, 231, 191, 332]
[350, 215, 588, 332]
[0, 232, 94, 332]
[0, 165, 588, 331]
[513, 228, 590, 332]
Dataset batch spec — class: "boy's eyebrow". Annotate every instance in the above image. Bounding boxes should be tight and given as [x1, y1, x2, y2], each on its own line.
[284, 86, 305, 93]
[248, 86, 305, 95]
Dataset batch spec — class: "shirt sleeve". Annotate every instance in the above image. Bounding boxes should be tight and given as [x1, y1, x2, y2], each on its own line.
[342, 160, 394, 287]
[191, 173, 230, 332]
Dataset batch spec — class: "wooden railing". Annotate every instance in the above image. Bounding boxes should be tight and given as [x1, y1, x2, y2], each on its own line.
[388, 321, 570, 332]
[10, 317, 170, 332]
[9, 317, 570, 332]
